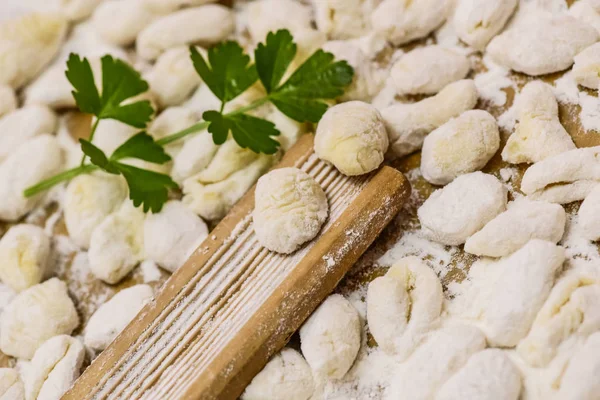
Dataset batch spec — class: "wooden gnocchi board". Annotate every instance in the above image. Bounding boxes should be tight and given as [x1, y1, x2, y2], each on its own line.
[64, 134, 411, 400]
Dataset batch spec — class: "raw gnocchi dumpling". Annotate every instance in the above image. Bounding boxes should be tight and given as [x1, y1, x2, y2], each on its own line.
[421, 110, 499, 185]
[245, 0, 313, 43]
[453, 0, 518, 50]
[436, 349, 522, 400]
[555, 332, 600, 400]
[465, 198, 566, 257]
[24, 63, 77, 109]
[0, 105, 57, 163]
[300, 294, 361, 380]
[0, 368, 24, 400]
[382, 80, 478, 158]
[0, 13, 68, 89]
[92, 119, 138, 156]
[142, 0, 219, 14]
[502, 81, 575, 164]
[253, 168, 328, 254]
[172, 131, 219, 184]
[0, 278, 79, 359]
[64, 173, 128, 249]
[144, 201, 208, 272]
[195, 139, 259, 184]
[136, 5, 235, 60]
[387, 324, 486, 400]
[312, 0, 380, 40]
[92, 0, 160, 47]
[367, 257, 442, 359]
[391, 46, 470, 95]
[315, 101, 388, 176]
[0, 85, 16, 117]
[418, 172, 507, 246]
[569, 0, 600, 36]
[242, 348, 314, 400]
[84, 284, 153, 351]
[578, 184, 600, 241]
[573, 42, 600, 90]
[0, 225, 50, 293]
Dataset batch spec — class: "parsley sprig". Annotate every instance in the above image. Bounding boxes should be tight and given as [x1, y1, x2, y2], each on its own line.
[24, 29, 354, 213]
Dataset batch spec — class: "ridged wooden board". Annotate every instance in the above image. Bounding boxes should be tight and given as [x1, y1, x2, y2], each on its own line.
[64, 134, 411, 400]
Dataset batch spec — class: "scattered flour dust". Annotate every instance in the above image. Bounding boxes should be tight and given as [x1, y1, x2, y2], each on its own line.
[553, 71, 600, 133]
[474, 55, 515, 107]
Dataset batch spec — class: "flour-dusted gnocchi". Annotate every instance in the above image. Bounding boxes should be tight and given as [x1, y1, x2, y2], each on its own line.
[88, 202, 146, 284]
[92, 119, 138, 156]
[453, 0, 518, 50]
[312, 0, 381, 40]
[144, 201, 208, 272]
[195, 139, 259, 184]
[254, 168, 328, 254]
[436, 349, 522, 400]
[137, 5, 235, 60]
[0, 134, 64, 222]
[555, 332, 600, 400]
[418, 172, 507, 246]
[245, 0, 313, 43]
[172, 131, 219, 184]
[0, 278, 79, 359]
[0, 225, 50, 293]
[569, 0, 600, 36]
[371, 0, 449, 45]
[84, 284, 153, 351]
[382, 79, 478, 158]
[24, 63, 76, 109]
[0, 85, 16, 117]
[421, 110, 499, 185]
[367, 257, 442, 359]
[242, 348, 314, 400]
[502, 82, 575, 164]
[269, 108, 306, 152]
[573, 43, 600, 90]
[0, 105, 57, 163]
[0, 368, 24, 400]
[0, 13, 68, 89]
[315, 101, 388, 176]
[92, 0, 160, 47]
[465, 198, 566, 257]
[487, 12, 598, 76]
[388, 324, 486, 400]
[578, 184, 600, 241]
[142, 0, 219, 14]
[300, 294, 361, 380]
[64, 173, 128, 249]
[391, 46, 471, 95]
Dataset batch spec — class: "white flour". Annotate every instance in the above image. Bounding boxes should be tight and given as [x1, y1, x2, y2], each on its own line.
[553, 71, 600, 133]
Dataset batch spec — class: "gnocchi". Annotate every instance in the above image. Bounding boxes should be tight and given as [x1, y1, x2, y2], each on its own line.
[92, 0, 160, 47]
[0, 368, 24, 400]
[245, 0, 313, 43]
[0, 105, 57, 163]
[172, 131, 219, 184]
[0, 85, 16, 117]
[312, 0, 380, 40]
[452, 0, 518, 50]
[555, 332, 600, 399]
[573, 42, 600, 90]
[578, 184, 600, 241]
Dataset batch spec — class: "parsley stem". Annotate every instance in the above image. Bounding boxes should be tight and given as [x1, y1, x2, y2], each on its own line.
[23, 164, 99, 198]
[80, 117, 100, 166]
[156, 121, 210, 146]
[226, 96, 270, 116]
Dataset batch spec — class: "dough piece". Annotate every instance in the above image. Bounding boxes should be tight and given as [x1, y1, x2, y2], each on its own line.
[315, 101, 388, 176]
[0, 368, 24, 400]
[0, 134, 64, 221]
[391, 46, 471, 95]
[137, 5, 234, 60]
[195, 139, 259, 184]
[579, 184, 600, 240]
[25, 335, 84, 400]
[142, 0, 218, 14]
[555, 332, 600, 400]
[88, 202, 146, 284]
[64, 173, 128, 249]
[453, 0, 518, 50]
[172, 131, 219, 184]
[0, 225, 50, 293]
[569, 0, 600, 35]
[371, 0, 449, 45]
[144, 201, 208, 272]
[24, 63, 75, 109]
[366, 256, 442, 359]
[0, 13, 68, 89]
[421, 110, 499, 185]
[300, 294, 360, 380]
[242, 348, 314, 400]
[502, 81, 575, 164]
[92, 0, 160, 47]
[436, 349, 522, 400]
[520, 146, 600, 203]
[382, 80, 478, 158]
[145, 46, 202, 108]
[183, 154, 275, 220]
[418, 172, 507, 246]
[84, 285, 153, 351]
[312, 0, 380, 40]
[388, 324, 486, 400]
[253, 168, 328, 254]
[269, 108, 306, 151]
[453, 240, 565, 347]
[465, 198, 566, 257]
[487, 12, 598, 76]
[245, 0, 313, 43]
[0, 85, 16, 117]
[517, 270, 600, 367]
[92, 119, 138, 156]
[573, 42, 600, 89]
[0, 278, 79, 359]
[150, 107, 197, 143]
[0, 105, 57, 163]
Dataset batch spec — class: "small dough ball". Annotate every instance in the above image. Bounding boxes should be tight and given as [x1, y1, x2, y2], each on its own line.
[84, 284, 153, 351]
[0, 368, 24, 400]
[418, 172, 507, 245]
[242, 348, 314, 400]
[0, 85, 17, 118]
[0, 224, 50, 292]
[573, 42, 600, 90]
[172, 131, 219, 184]
[0, 278, 79, 359]
[0, 105, 57, 163]
[315, 101, 388, 176]
[143, 201, 208, 272]
[253, 168, 328, 254]
[92, 0, 159, 47]
[245, 0, 313, 43]
[421, 110, 499, 185]
[453, 0, 518, 50]
[300, 294, 360, 380]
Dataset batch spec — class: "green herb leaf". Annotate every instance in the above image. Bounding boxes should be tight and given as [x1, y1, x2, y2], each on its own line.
[66, 54, 101, 115]
[203, 111, 230, 145]
[111, 132, 172, 164]
[203, 111, 280, 154]
[113, 162, 178, 213]
[254, 29, 296, 93]
[79, 139, 119, 174]
[190, 43, 258, 103]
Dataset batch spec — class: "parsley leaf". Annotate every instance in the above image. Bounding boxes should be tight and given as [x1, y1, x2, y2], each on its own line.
[111, 132, 172, 163]
[203, 111, 280, 154]
[190, 43, 258, 103]
[254, 29, 296, 93]
[66, 53, 154, 128]
[203, 111, 230, 145]
[79, 139, 119, 174]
